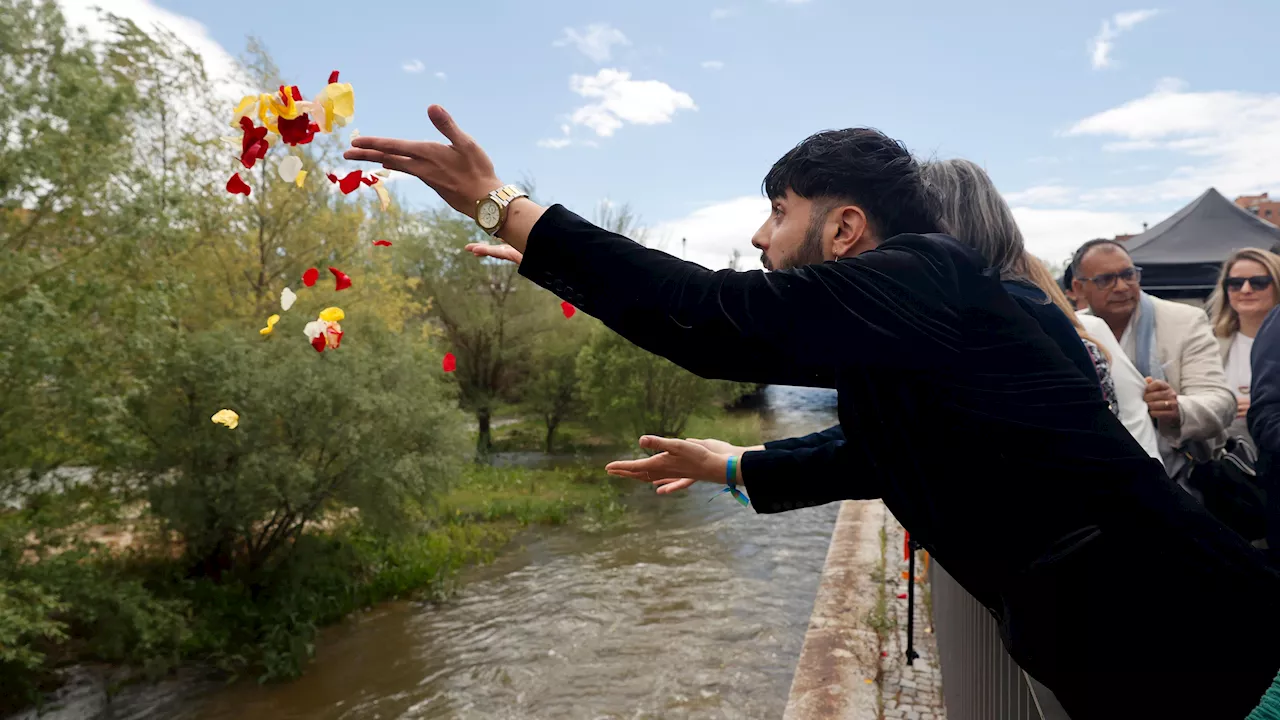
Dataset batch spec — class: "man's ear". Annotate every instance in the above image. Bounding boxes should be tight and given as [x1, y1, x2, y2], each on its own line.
[832, 205, 873, 258]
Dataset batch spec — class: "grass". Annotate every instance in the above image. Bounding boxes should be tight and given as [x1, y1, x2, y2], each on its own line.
[488, 410, 768, 456]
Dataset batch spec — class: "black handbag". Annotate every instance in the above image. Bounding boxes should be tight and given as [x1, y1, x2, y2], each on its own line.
[1186, 436, 1266, 541]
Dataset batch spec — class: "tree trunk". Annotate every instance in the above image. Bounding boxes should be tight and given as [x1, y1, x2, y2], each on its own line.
[544, 418, 559, 454]
[475, 407, 492, 462]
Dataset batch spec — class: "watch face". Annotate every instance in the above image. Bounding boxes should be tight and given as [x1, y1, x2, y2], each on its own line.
[478, 201, 501, 229]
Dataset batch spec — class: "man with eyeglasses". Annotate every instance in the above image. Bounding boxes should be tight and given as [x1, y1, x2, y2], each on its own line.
[1071, 239, 1235, 490]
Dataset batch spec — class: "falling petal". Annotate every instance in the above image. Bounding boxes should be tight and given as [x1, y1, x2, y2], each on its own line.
[230, 95, 257, 126]
[318, 306, 345, 323]
[238, 116, 270, 169]
[372, 181, 391, 211]
[211, 409, 240, 429]
[896, 593, 907, 600]
[442, 352, 457, 373]
[338, 170, 363, 195]
[374, 169, 391, 178]
[290, 85, 302, 102]
[259, 314, 280, 336]
[329, 267, 352, 291]
[303, 320, 326, 343]
[327, 173, 339, 184]
[277, 113, 317, 145]
[302, 268, 319, 287]
[328, 70, 340, 84]
[311, 335, 327, 353]
[226, 172, 251, 196]
[324, 322, 343, 349]
[295, 170, 307, 187]
[360, 175, 377, 187]
[350, 129, 360, 140]
[372, 240, 392, 247]
[560, 301, 576, 318]
[281, 287, 297, 311]
[277, 155, 304, 183]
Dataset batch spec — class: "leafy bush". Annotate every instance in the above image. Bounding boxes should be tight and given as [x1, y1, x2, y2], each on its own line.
[124, 323, 468, 579]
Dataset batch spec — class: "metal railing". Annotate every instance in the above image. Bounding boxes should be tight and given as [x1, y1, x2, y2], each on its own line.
[929, 562, 1072, 720]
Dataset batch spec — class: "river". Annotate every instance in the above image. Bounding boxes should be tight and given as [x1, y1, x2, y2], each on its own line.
[24, 386, 840, 720]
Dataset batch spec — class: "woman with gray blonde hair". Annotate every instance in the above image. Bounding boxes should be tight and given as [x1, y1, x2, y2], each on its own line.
[921, 158, 1160, 460]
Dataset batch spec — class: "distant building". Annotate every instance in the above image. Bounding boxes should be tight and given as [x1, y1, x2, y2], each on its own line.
[1236, 193, 1280, 224]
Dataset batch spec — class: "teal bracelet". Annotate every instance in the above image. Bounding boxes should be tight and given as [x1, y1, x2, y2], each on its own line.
[709, 455, 750, 507]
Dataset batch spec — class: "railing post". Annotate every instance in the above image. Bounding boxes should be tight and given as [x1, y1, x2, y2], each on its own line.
[905, 537, 920, 666]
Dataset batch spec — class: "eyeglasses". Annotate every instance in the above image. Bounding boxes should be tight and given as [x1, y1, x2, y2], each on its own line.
[1080, 266, 1142, 290]
[1225, 275, 1274, 292]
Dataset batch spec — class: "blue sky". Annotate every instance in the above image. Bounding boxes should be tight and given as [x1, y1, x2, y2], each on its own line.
[64, 0, 1280, 269]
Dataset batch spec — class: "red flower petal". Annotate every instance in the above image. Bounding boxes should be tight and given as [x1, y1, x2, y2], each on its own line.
[560, 301, 576, 318]
[278, 85, 290, 105]
[338, 170, 363, 195]
[329, 266, 352, 291]
[327, 173, 339, 184]
[328, 70, 340, 84]
[226, 172, 251, 196]
[278, 113, 316, 146]
[372, 240, 393, 247]
[238, 116, 270, 168]
[311, 335, 326, 353]
[896, 593, 908, 600]
[302, 267, 319, 287]
[442, 352, 456, 373]
[290, 85, 302, 101]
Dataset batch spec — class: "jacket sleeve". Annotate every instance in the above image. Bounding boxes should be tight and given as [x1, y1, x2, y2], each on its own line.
[518, 205, 965, 388]
[1165, 311, 1235, 446]
[762, 425, 846, 452]
[741, 440, 879, 513]
[1249, 307, 1280, 454]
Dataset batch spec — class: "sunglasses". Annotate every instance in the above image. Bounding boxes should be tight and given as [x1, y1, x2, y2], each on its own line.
[1080, 266, 1142, 291]
[1225, 275, 1274, 292]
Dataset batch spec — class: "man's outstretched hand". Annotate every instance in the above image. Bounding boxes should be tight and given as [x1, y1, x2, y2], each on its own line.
[344, 105, 501, 219]
[606, 436, 748, 496]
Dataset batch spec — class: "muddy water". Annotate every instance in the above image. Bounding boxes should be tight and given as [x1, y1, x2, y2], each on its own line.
[28, 386, 840, 720]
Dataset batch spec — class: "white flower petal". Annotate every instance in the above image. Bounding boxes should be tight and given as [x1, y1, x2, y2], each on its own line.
[303, 320, 326, 340]
[281, 287, 297, 311]
[277, 155, 304, 183]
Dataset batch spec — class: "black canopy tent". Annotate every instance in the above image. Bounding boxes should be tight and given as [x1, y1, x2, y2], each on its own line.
[1125, 188, 1280, 300]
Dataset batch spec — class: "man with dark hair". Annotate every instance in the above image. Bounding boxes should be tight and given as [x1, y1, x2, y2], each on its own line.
[347, 107, 1280, 720]
[1071, 239, 1235, 490]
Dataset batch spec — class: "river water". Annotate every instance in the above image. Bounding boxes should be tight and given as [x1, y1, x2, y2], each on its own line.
[25, 386, 840, 720]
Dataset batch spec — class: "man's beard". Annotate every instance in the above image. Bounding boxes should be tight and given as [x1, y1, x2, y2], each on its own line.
[761, 218, 825, 271]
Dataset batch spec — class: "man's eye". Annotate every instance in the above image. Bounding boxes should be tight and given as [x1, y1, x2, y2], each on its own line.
[772, 206, 783, 217]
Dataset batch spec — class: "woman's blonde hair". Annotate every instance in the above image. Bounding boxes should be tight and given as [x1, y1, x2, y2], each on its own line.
[1207, 247, 1280, 337]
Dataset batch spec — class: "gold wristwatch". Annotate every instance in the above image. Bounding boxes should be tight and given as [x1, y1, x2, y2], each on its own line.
[475, 185, 528, 236]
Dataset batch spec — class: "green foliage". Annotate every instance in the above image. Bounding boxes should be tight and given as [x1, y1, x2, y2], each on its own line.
[125, 324, 467, 577]
[0, 579, 67, 705]
[576, 328, 752, 440]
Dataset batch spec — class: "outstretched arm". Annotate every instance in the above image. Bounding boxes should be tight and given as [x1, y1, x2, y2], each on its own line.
[346, 107, 966, 388]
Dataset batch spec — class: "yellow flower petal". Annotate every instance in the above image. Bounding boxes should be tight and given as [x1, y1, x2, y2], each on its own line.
[373, 182, 391, 212]
[211, 409, 239, 429]
[259, 314, 280, 336]
[318, 306, 344, 323]
[317, 82, 354, 132]
[295, 169, 307, 188]
[230, 95, 257, 126]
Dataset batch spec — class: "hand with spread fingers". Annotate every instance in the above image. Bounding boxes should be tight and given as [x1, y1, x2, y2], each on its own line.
[343, 105, 499, 218]
[605, 436, 742, 495]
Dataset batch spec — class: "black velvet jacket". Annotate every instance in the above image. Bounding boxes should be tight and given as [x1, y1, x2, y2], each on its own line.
[519, 204, 1280, 719]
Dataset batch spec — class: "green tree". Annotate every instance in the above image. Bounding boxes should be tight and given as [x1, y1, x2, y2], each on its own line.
[523, 321, 590, 453]
[125, 325, 467, 578]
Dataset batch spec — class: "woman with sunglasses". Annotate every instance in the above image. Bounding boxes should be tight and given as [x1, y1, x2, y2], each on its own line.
[1208, 248, 1280, 447]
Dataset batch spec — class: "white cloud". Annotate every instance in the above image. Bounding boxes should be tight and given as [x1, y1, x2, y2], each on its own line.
[710, 7, 737, 19]
[701, 60, 725, 71]
[435, 71, 447, 80]
[56, 0, 249, 99]
[553, 23, 630, 64]
[566, 69, 696, 137]
[1058, 79, 1280, 205]
[1089, 8, 1160, 69]
[537, 138, 573, 149]
[402, 59, 425, 73]
[1004, 185, 1078, 206]
[650, 196, 771, 270]
[1012, 207, 1149, 263]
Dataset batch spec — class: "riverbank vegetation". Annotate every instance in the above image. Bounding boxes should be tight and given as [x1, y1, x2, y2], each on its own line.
[0, 1, 761, 712]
